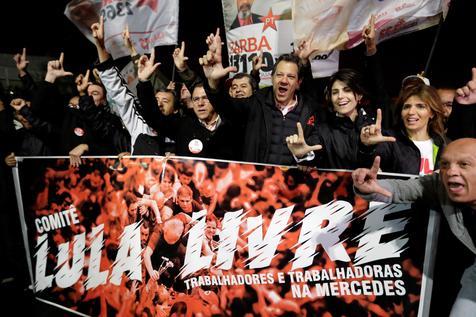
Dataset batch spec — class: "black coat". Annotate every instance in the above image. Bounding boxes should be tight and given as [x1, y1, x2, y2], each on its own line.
[209, 85, 322, 165]
[31, 81, 129, 155]
[78, 95, 131, 154]
[446, 101, 476, 140]
[309, 109, 374, 170]
[136, 81, 239, 160]
[359, 129, 447, 175]
[0, 108, 52, 156]
[230, 13, 263, 30]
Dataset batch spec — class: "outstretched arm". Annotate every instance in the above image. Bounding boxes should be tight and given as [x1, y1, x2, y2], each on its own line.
[362, 15, 377, 56]
[91, 18, 156, 150]
[91, 16, 110, 63]
[352, 156, 392, 198]
[173, 41, 201, 92]
[361, 15, 394, 129]
[353, 156, 439, 205]
[13, 48, 36, 92]
[200, 28, 237, 90]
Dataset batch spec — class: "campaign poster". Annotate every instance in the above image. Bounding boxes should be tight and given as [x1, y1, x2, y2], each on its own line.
[293, 0, 445, 52]
[15, 157, 432, 316]
[64, 0, 179, 59]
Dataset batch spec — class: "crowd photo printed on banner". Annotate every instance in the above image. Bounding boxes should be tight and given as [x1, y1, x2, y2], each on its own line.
[16, 157, 430, 316]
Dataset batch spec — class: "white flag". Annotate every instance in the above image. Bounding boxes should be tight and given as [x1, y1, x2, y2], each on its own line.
[65, 0, 178, 59]
[293, 0, 445, 52]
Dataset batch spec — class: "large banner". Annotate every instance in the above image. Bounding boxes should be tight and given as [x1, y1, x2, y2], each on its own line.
[222, 0, 338, 84]
[293, 0, 447, 52]
[65, 0, 179, 59]
[15, 157, 434, 316]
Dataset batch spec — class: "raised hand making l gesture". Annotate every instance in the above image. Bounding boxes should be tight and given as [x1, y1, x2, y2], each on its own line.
[352, 156, 392, 197]
[294, 36, 317, 65]
[252, 51, 264, 73]
[137, 49, 160, 82]
[362, 14, 377, 56]
[45, 52, 73, 83]
[91, 16, 110, 62]
[172, 41, 189, 72]
[13, 48, 29, 77]
[286, 122, 322, 158]
[206, 28, 223, 64]
[75, 69, 91, 96]
[199, 28, 236, 89]
[455, 67, 476, 105]
[360, 109, 396, 146]
[122, 24, 138, 57]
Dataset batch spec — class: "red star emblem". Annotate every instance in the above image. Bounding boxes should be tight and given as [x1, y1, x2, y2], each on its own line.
[260, 8, 280, 32]
[307, 115, 315, 126]
[137, 0, 159, 12]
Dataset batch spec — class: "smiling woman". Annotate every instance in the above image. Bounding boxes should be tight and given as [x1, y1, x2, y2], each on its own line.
[359, 83, 447, 175]
[293, 68, 376, 170]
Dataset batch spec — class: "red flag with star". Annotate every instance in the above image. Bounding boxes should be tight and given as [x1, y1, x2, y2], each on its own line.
[260, 8, 280, 32]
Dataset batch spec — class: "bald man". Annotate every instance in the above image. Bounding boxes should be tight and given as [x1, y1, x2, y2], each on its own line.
[352, 138, 476, 316]
[143, 217, 189, 290]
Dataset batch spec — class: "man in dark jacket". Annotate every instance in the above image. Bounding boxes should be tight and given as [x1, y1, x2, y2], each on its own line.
[203, 31, 322, 165]
[135, 51, 239, 160]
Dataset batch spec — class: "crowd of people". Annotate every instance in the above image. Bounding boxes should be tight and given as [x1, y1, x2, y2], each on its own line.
[0, 10, 475, 317]
[1, 16, 475, 172]
[22, 154, 425, 317]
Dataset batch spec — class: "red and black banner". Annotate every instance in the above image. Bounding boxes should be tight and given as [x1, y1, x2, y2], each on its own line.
[14, 157, 432, 316]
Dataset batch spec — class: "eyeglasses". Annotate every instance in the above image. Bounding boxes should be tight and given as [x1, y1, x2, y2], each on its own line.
[192, 95, 209, 103]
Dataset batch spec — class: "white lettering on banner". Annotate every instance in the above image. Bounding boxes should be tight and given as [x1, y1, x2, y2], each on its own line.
[35, 234, 54, 292]
[34, 206, 80, 234]
[354, 204, 410, 265]
[180, 210, 213, 278]
[109, 222, 142, 284]
[56, 232, 86, 288]
[247, 205, 293, 269]
[182, 201, 410, 277]
[85, 225, 108, 290]
[292, 201, 353, 270]
[215, 210, 243, 270]
[34, 222, 142, 291]
[64, 0, 179, 59]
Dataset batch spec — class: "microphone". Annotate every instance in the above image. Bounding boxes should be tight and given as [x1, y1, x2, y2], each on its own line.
[161, 256, 174, 268]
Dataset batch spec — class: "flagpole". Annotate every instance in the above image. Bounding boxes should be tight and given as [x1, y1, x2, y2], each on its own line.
[423, 15, 444, 76]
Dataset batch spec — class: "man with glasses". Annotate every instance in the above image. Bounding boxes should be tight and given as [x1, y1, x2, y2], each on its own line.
[136, 54, 239, 159]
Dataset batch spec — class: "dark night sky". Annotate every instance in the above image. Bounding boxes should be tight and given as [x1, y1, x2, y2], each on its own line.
[1, 0, 475, 95]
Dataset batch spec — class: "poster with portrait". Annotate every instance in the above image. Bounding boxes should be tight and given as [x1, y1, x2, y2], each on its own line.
[222, 0, 338, 85]
[293, 0, 446, 52]
[64, 0, 179, 59]
[14, 156, 434, 316]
